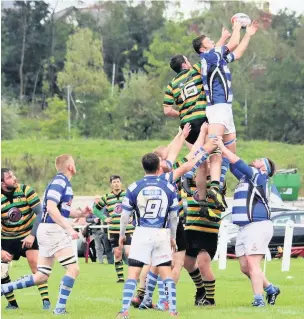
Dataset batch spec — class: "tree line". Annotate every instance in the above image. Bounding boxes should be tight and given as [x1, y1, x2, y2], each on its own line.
[1, 1, 303, 144]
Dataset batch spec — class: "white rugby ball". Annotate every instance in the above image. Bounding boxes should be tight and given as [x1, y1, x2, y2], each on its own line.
[231, 13, 251, 29]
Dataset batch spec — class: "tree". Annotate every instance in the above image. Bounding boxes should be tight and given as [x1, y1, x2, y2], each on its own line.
[117, 72, 164, 140]
[1, 99, 20, 140]
[2, 1, 51, 100]
[41, 96, 69, 139]
[57, 28, 110, 99]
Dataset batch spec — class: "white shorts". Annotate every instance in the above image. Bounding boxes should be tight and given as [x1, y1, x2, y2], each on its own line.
[37, 223, 73, 258]
[206, 103, 236, 135]
[235, 220, 273, 257]
[129, 227, 172, 266]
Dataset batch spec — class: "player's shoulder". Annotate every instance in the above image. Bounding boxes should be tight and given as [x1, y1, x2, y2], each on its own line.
[50, 173, 68, 187]
[192, 62, 201, 73]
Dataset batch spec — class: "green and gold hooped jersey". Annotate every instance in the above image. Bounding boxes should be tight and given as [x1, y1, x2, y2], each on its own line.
[185, 179, 221, 234]
[163, 63, 207, 125]
[1, 184, 40, 239]
[96, 190, 134, 234]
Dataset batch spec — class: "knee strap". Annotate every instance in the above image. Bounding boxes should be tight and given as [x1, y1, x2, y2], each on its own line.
[37, 265, 52, 277]
[224, 138, 236, 146]
[58, 255, 77, 267]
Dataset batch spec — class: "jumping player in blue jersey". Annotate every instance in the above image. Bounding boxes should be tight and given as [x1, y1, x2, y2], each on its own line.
[213, 138, 280, 307]
[191, 21, 259, 213]
[1, 155, 92, 314]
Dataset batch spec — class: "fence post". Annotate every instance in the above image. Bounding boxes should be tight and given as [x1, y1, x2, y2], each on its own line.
[281, 220, 294, 272]
[218, 220, 229, 270]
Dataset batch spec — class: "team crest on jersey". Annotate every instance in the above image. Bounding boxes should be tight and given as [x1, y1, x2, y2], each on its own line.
[8, 207, 22, 223]
[114, 203, 122, 215]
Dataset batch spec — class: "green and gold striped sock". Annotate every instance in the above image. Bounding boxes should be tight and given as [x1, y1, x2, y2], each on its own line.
[38, 283, 50, 302]
[204, 280, 215, 303]
[115, 260, 124, 281]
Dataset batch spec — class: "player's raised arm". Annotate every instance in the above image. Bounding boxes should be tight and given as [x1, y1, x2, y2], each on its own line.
[166, 123, 191, 164]
[215, 27, 231, 47]
[233, 21, 259, 60]
[225, 21, 242, 52]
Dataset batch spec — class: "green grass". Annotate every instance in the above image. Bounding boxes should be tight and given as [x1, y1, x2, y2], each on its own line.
[1, 139, 304, 195]
[2, 258, 304, 319]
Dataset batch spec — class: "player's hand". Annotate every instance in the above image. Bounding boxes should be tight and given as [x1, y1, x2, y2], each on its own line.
[170, 238, 177, 253]
[105, 217, 112, 224]
[80, 206, 92, 217]
[22, 234, 35, 249]
[1, 250, 13, 263]
[182, 122, 191, 139]
[68, 229, 80, 240]
[213, 137, 224, 150]
[200, 122, 209, 134]
[94, 196, 100, 204]
[119, 236, 125, 248]
[221, 27, 231, 39]
[246, 20, 259, 36]
[232, 20, 242, 30]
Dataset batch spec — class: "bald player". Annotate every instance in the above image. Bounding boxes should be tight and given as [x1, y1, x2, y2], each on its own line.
[1, 154, 92, 315]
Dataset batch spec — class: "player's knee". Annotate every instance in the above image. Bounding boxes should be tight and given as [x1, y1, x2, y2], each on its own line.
[240, 265, 249, 276]
[1, 262, 9, 279]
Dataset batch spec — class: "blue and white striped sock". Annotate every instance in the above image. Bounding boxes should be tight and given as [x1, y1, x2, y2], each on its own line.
[190, 149, 209, 174]
[142, 271, 158, 304]
[121, 279, 137, 312]
[55, 275, 75, 310]
[1, 274, 35, 294]
[220, 157, 230, 190]
[157, 276, 167, 303]
[164, 278, 176, 312]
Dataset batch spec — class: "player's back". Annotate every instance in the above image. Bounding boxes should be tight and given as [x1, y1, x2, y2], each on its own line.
[41, 173, 73, 223]
[123, 175, 178, 229]
[163, 66, 206, 125]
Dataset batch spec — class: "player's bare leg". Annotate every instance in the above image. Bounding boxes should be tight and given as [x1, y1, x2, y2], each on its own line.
[239, 256, 280, 306]
[1, 255, 54, 301]
[172, 251, 185, 284]
[132, 264, 150, 307]
[26, 249, 51, 310]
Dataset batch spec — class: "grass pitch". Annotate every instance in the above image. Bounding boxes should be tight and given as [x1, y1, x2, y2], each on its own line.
[1, 258, 304, 319]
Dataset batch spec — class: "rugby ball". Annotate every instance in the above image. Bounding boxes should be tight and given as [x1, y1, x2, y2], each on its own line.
[231, 13, 251, 29]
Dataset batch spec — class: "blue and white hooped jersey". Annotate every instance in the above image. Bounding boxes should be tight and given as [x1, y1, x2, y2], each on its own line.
[122, 176, 179, 229]
[231, 160, 270, 226]
[42, 173, 74, 223]
[200, 46, 235, 106]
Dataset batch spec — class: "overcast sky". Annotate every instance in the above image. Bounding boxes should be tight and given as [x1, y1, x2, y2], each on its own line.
[46, 0, 304, 16]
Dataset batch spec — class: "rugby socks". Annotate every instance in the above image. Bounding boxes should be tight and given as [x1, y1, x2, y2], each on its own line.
[157, 276, 167, 303]
[1, 276, 19, 307]
[115, 260, 124, 281]
[190, 148, 209, 174]
[55, 275, 75, 310]
[189, 269, 205, 294]
[210, 181, 220, 189]
[264, 283, 276, 295]
[163, 278, 177, 313]
[38, 283, 50, 302]
[142, 271, 158, 304]
[203, 280, 215, 304]
[254, 294, 264, 303]
[220, 157, 230, 190]
[1, 274, 35, 294]
[121, 279, 137, 312]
